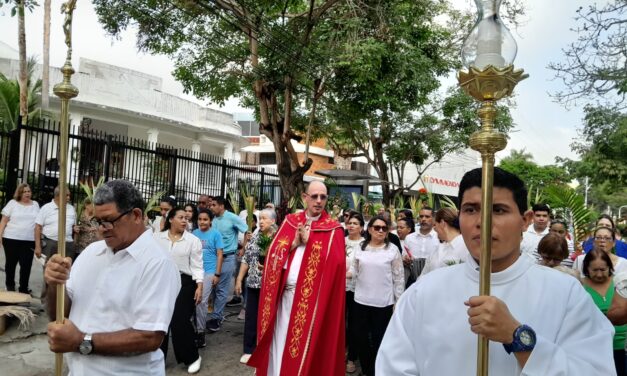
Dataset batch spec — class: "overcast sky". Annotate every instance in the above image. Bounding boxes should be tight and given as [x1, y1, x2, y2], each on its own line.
[0, 0, 602, 166]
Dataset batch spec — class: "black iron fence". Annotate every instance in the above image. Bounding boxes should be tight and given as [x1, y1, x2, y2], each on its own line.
[0, 118, 282, 212]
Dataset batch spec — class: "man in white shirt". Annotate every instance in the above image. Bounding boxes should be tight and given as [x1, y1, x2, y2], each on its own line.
[520, 203, 550, 256]
[376, 167, 615, 375]
[403, 207, 440, 282]
[34, 186, 77, 260]
[45, 180, 181, 375]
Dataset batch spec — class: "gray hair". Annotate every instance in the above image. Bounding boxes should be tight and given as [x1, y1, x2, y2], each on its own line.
[260, 209, 277, 221]
[53, 186, 69, 198]
[93, 180, 145, 214]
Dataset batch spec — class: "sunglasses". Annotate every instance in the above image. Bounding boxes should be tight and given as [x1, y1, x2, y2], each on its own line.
[372, 225, 388, 233]
[305, 193, 328, 201]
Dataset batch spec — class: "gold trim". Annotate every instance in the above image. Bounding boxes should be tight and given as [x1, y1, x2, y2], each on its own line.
[288, 241, 322, 358]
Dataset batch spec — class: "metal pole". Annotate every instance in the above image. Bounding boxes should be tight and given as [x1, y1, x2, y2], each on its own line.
[458, 66, 528, 376]
[52, 1, 78, 375]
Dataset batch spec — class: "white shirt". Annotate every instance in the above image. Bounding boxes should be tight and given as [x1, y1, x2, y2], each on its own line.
[376, 254, 615, 375]
[151, 216, 163, 233]
[154, 231, 204, 283]
[345, 237, 363, 292]
[1, 199, 39, 241]
[404, 230, 440, 259]
[421, 234, 468, 275]
[65, 230, 181, 376]
[35, 200, 76, 241]
[520, 225, 549, 256]
[350, 243, 405, 307]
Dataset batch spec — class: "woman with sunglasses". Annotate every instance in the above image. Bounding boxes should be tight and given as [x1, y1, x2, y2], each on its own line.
[155, 207, 203, 374]
[581, 250, 627, 375]
[348, 215, 404, 376]
[573, 226, 627, 278]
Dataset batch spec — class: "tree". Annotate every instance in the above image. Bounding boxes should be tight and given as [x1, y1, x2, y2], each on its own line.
[385, 89, 513, 198]
[549, 1, 627, 109]
[499, 148, 570, 195]
[557, 105, 627, 211]
[0, 57, 42, 130]
[93, 0, 344, 203]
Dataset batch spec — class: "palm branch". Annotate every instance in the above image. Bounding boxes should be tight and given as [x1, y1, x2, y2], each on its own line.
[544, 186, 592, 246]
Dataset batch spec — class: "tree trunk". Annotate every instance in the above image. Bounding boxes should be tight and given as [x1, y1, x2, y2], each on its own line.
[17, 0, 28, 124]
[42, 0, 51, 109]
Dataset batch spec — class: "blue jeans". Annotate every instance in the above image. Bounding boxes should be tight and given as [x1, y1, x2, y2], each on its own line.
[209, 253, 236, 322]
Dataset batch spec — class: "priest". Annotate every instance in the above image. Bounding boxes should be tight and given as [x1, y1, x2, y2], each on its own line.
[376, 168, 615, 375]
[247, 181, 346, 376]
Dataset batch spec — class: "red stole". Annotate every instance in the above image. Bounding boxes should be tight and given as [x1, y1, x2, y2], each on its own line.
[248, 210, 346, 376]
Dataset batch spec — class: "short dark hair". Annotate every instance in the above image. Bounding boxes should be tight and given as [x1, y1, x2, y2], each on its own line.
[419, 206, 434, 215]
[348, 212, 365, 227]
[458, 167, 528, 215]
[532, 203, 551, 214]
[399, 209, 414, 219]
[197, 208, 214, 220]
[94, 180, 145, 214]
[397, 217, 415, 234]
[213, 196, 227, 207]
[596, 214, 616, 230]
[582, 249, 614, 278]
[538, 233, 569, 260]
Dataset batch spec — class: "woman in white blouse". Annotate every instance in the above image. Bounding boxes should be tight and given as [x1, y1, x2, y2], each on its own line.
[0, 183, 39, 294]
[155, 207, 203, 374]
[421, 207, 467, 275]
[344, 212, 365, 374]
[349, 215, 404, 376]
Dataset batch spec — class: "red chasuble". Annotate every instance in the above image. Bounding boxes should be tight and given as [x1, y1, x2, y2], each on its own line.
[248, 210, 346, 376]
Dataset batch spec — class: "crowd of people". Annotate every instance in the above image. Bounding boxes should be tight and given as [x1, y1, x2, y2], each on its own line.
[1, 167, 626, 375]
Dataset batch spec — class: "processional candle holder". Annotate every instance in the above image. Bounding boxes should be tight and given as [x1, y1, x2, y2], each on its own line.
[52, 1, 79, 375]
[456, 1, 528, 375]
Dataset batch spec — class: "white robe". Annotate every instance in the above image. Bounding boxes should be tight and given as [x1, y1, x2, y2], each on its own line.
[376, 254, 616, 375]
[268, 214, 318, 376]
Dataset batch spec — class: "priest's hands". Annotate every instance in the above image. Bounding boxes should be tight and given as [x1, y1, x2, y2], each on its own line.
[465, 296, 520, 344]
[292, 223, 311, 249]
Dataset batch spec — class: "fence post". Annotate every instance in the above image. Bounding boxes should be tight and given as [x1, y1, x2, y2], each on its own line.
[5, 117, 22, 200]
[169, 149, 178, 196]
[220, 159, 227, 198]
[103, 135, 112, 181]
[259, 167, 265, 210]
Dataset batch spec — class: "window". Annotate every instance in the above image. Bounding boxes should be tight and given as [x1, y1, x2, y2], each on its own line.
[259, 153, 277, 165]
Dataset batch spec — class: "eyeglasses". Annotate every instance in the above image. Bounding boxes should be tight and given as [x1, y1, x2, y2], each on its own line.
[305, 193, 328, 201]
[595, 236, 613, 241]
[540, 254, 563, 264]
[372, 225, 388, 233]
[95, 209, 132, 230]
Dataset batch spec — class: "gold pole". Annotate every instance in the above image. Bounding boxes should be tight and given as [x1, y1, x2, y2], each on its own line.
[52, 1, 78, 375]
[458, 66, 528, 376]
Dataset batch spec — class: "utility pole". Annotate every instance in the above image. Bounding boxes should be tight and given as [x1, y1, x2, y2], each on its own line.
[584, 177, 590, 208]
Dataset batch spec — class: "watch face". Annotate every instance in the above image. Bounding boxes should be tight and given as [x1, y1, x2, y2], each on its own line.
[79, 340, 92, 355]
[520, 330, 533, 346]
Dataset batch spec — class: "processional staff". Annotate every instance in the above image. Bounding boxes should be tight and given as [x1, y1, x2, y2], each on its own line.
[456, 1, 528, 375]
[52, 1, 79, 375]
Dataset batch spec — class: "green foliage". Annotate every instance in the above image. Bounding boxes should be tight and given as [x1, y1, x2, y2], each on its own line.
[145, 190, 166, 214]
[0, 57, 42, 130]
[543, 186, 592, 246]
[498, 149, 570, 202]
[438, 195, 458, 210]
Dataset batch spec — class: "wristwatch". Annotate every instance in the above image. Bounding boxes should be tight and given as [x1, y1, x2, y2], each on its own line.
[214, 273, 221, 277]
[79, 333, 93, 355]
[503, 324, 536, 354]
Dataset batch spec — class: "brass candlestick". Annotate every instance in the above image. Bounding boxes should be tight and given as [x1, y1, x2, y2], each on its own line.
[52, 1, 78, 375]
[458, 65, 528, 376]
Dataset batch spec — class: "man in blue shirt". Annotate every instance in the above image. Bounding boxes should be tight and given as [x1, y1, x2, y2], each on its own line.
[209, 197, 248, 332]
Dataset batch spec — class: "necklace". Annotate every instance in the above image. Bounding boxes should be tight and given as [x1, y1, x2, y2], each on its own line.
[169, 232, 183, 241]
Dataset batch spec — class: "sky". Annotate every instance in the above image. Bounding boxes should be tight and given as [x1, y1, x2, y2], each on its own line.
[0, 0, 603, 166]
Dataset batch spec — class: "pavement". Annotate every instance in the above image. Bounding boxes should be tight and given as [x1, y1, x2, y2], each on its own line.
[0, 249, 359, 375]
[0, 248, 252, 376]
